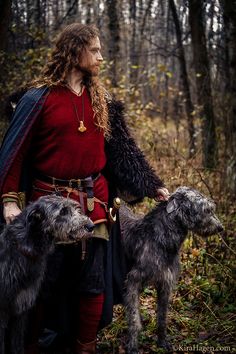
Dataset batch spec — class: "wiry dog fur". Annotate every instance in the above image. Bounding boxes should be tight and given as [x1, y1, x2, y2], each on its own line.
[120, 186, 223, 353]
[0, 195, 94, 354]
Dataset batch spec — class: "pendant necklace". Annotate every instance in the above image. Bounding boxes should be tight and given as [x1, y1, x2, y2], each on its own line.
[68, 88, 87, 133]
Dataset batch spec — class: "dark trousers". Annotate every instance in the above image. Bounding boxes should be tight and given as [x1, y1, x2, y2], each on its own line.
[26, 239, 106, 350]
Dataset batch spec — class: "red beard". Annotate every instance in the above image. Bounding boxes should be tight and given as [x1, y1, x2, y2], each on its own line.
[75, 63, 100, 77]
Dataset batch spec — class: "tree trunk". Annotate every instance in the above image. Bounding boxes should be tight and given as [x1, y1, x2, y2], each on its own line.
[129, 0, 138, 84]
[0, 0, 12, 122]
[107, 0, 120, 87]
[189, 0, 217, 168]
[0, 0, 12, 52]
[220, 0, 236, 196]
[169, 0, 196, 157]
[85, 0, 92, 24]
[66, 0, 78, 17]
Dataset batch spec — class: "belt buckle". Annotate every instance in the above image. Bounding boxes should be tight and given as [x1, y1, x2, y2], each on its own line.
[69, 178, 81, 188]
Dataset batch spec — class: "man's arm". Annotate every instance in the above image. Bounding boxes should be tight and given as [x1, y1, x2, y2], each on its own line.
[0, 86, 49, 194]
[0, 88, 47, 223]
[3, 201, 21, 224]
[105, 99, 169, 202]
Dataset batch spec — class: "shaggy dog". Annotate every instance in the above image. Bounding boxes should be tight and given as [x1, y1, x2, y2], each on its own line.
[120, 186, 223, 353]
[0, 195, 94, 354]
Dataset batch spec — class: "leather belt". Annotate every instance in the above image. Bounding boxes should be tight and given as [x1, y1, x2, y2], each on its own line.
[34, 171, 102, 261]
[34, 171, 100, 189]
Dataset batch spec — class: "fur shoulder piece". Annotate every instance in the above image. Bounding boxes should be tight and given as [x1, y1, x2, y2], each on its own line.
[104, 89, 113, 103]
[105, 99, 165, 202]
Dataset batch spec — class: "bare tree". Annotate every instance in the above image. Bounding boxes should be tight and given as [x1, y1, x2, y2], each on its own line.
[106, 0, 120, 86]
[220, 0, 236, 196]
[169, 0, 196, 157]
[0, 0, 12, 52]
[189, 0, 217, 168]
[129, 0, 138, 84]
[0, 0, 12, 119]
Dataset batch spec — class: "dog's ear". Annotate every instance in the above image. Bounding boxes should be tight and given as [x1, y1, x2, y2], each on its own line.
[26, 205, 45, 227]
[18, 205, 46, 259]
[166, 198, 179, 214]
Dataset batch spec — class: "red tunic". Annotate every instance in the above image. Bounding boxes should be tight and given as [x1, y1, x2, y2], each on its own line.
[3, 86, 109, 223]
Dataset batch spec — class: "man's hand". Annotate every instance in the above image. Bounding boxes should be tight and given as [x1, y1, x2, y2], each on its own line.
[156, 187, 170, 201]
[3, 201, 21, 224]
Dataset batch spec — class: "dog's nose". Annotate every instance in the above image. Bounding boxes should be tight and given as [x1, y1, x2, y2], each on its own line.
[217, 224, 224, 233]
[85, 221, 95, 232]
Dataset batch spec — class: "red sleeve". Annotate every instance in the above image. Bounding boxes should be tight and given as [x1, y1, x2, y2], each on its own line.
[2, 130, 34, 194]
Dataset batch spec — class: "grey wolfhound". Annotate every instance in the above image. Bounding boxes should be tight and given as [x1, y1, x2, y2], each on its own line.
[120, 186, 223, 353]
[0, 195, 94, 354]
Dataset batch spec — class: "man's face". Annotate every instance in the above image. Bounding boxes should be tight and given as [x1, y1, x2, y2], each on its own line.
[77, 36, 103, 76]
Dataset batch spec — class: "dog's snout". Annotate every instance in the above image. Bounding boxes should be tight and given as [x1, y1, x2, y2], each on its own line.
[85, 221, 95, 232]
[217, 224, 224, 233]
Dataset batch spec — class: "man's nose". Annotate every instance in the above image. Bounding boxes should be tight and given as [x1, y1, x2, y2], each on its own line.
[97, 52, 103, 61]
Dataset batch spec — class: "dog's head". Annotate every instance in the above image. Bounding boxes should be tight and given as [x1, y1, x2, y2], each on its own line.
[166, 186, 223, 236]
[22, 195, 94, 256]
[27, 195, 94, 239]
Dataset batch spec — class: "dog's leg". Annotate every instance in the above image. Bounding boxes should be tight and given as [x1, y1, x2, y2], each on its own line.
[156, 283, 172, 351]
[125, 270, 142, 354]
[9, 313, 26, 354]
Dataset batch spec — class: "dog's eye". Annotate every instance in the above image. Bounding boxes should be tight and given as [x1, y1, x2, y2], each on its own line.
[59, 207, 69, 216]
[185, 209, 192, 217]
[211, 203, 216, 212]
[203, 206, 212, 214]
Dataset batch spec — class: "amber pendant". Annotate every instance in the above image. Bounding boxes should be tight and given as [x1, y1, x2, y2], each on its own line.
[78, 121, 87, 133]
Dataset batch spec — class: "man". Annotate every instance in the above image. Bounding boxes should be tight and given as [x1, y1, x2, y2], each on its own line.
[0, 23, 169, 354]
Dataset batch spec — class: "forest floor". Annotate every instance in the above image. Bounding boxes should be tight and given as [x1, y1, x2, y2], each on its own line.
[0, 109, 235, 354]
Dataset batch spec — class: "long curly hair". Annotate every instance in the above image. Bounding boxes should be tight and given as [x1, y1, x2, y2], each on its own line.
[32, 23, 110, 137]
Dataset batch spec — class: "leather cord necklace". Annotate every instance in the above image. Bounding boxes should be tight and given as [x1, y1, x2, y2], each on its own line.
[67, 86, 87, 133]
[74, 94, 87, 133]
